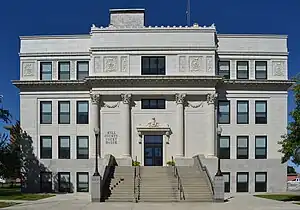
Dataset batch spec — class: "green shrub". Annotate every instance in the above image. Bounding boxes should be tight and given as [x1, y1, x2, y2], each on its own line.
[132, 161, 140, 166]
[166, 160, 175, 166]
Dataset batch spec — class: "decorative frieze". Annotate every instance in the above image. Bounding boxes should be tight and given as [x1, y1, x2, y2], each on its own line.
[70, 61, 76, 79]
[52, 61, 57, 79]
[179, 56, 187, 72]
[272, 61, 285, 76]
[103, 101, 120, 108]
[22, 62, 35, 77]
[94, 56, 101, 72]
[206, 56, 213, 72]
[189, 56, 203, 72]
[104, 56, 118, 72]
[120, 56, 128, 72]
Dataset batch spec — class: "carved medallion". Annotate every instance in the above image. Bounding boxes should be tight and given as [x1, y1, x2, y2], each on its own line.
[104, 57, 118, 72]
[22, 62, 35, 76]
[146, 118, 159, 128]
[179, 56, 187, 72]
[94, 57, 101, 72]
[189, 56, 203, 72]
[120, 56, 128, 72]
[272, 61, 285, 76]
[206, 56, 213, 72]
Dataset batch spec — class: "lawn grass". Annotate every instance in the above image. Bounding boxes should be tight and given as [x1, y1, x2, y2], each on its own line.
[254, 194, 300, 202]
[0, 187, 55, 201]
[0, 202, 17, 208]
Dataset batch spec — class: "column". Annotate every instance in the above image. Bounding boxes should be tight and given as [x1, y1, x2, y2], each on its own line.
[207, 93, 218, 157]
[121, 93, 132, 157]
[175, 93, 186, 157]
[90, 92, 101, 157]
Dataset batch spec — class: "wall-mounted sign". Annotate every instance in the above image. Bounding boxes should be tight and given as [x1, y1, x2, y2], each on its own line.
[104, 131, 118, 144]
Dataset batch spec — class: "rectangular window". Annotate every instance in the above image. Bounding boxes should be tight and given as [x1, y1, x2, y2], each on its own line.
[40, 172, 52, 193]
[255, 101, 267, 124]
[58, 136, 70, 159]
[77, 101, 89, 124]
[237, 101, 249, 124]
[236, 61, 249, 79]
[218, 61, 230, 79]
[255, 172, 267, 192]
[141, 56, 165, 75]
[40, 101, 52, 124]
[40, 62, 52, 80]
[77, 136, 89, 159]
[141, 99, 166, 109]
[237, 136, 249, 159]
[77, 61, 89, 80]
[223, 172, 230, 193]
[219, 136, 230, 159]
[77, 172, 89, 192]
[58, 101, 70, 124]
[58, 172, 71, 193]
[236, 172, 249, 192]
[40, 136, 52, 159]
[255, 136, 267, 159]
[255, 61, 267, 79]
[58, 62, 70, 80]
[218, 101, 230, 124]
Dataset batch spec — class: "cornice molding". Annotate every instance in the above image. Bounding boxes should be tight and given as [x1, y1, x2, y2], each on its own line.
[218, 34, 287, 39]
[90, 46, 217, 52]
[217, 51, 288, 56]
[19, 35, 91, 40]
[19, 52, 91, 57]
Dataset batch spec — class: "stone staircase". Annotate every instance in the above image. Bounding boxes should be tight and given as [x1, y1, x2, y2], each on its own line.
[139, 166, 179, 202]
[105, 166, 135, 202]
[177, 166, 213, 202]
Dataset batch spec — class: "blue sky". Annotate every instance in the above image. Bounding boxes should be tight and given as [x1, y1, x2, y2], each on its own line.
[0, 0, 299, 166]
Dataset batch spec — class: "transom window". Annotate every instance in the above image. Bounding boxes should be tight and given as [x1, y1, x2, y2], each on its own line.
[255, 172, 267, 192]
[218, 61, 230, 79]
[40, 101, 52, 124]
[255, 61, 267, 79]
[77, 101, 89, 124]
[40, 62, 52, 80]
[77, 172, 89, 192]
[58, 101, 70, 124]
[77, 136, 89, 159]
[40, 136, 52, 159]
[219, 136, 230, 159]
[237, 101, 249, 124]
[236, 172, 249, 192]
[223, 172, 230, 192]
[237, 136, 248, 159]
[255, 101, 267, 124]
[218, 101, 230, 124]
[58, 136, 70, 159]
[58, 62, 70, 80]
[141, 99, 166, 109]
[255, 136, 267, 159]
[141, 56, 165, 75]
[236, 61, 249, 79]
[77, 61, 89, 80]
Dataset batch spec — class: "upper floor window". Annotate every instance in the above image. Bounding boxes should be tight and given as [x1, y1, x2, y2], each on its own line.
[40, 136, 52, 159]
[77, 101, 89, 124]
[255, 61, 267, 79]
[255, 136, 267, 159]
[77, 61, 89, 80]
[58, 101, 70, 124]
[58, 136, 70, 159]
[237, 101, 249, 124]
[40, 101, 52, 124]
[58, 62, 70, 80]
[141, 56, 165, 75]
[218, 101, 230, 124]
[237, 136, 249, 159]
[219, 136, 230, 159]
[141, 99, 165, 109]
[236, 61, 249, 79]
[77, 136, 89, 159]
[218, 61, 230, 79]
[255, 101, 267, 124]
[40, 62, 52, 80]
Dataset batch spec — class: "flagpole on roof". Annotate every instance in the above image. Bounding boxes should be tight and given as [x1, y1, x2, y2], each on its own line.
[186, 0, 191, 26]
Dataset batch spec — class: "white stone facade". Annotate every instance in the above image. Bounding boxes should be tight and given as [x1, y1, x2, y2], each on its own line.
[14, 9, 292, 194]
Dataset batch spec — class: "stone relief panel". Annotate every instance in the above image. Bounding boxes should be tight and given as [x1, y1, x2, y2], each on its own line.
[272, 61, 285, 76]
[104, 56, 118, 72]
[22, 62, 35, 77]
[110, 14, 144, 28]
[189, 56, 203, 72]
[206, 56, 213, 72]
[70, 61, 76, 79]
[52, 61, 57, 79]
[179, 56, 187, 72]
[94, 56, 101, 73]
[120, 56, 128, 72]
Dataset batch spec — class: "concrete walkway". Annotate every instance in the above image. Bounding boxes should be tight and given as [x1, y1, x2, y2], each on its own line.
[2, 194, 300, 210]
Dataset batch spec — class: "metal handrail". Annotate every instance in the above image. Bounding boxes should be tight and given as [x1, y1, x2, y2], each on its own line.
[133, 156, 137, 202]
[137, 161, 141, 201]
[171, 156, 185, 200]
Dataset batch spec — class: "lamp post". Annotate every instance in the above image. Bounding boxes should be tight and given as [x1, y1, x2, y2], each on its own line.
[93, 127, 100, 176]
[216, 126, 223, 176]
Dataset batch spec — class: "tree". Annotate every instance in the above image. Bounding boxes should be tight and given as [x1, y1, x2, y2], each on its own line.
[287, 166, 297, 174]
[278, 77, 300, 164]
[0, 96, 11, 123]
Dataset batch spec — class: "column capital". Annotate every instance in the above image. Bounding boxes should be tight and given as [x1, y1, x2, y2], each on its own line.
[207, 93, 218, 105]
[121, 93, 132, 104]
[90, 92, 100, 105]
[175, 93, 186, 105]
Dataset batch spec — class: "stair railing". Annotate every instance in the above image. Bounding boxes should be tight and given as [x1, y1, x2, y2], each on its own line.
[171, 156, 185, 200]
[133, 156, 137, 202]
[137, 160, 141, 201]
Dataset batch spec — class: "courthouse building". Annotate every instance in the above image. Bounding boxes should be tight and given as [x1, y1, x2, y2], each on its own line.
[13, 9, 293, 194]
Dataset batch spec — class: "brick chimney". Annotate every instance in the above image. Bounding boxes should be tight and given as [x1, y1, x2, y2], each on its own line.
[109, 9, 145, 28]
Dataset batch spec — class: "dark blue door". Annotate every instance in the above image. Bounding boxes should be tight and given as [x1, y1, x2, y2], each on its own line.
[144, 135, 163, 166]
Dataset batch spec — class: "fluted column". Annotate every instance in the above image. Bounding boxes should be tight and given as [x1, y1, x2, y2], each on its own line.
[175, 93, 186, 157]
[90, 92, 101, 157]
[121, 93, 132, 157]
[207, 93, 218, 157]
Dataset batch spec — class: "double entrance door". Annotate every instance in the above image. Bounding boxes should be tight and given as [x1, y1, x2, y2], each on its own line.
[144, 135, 163, 166]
